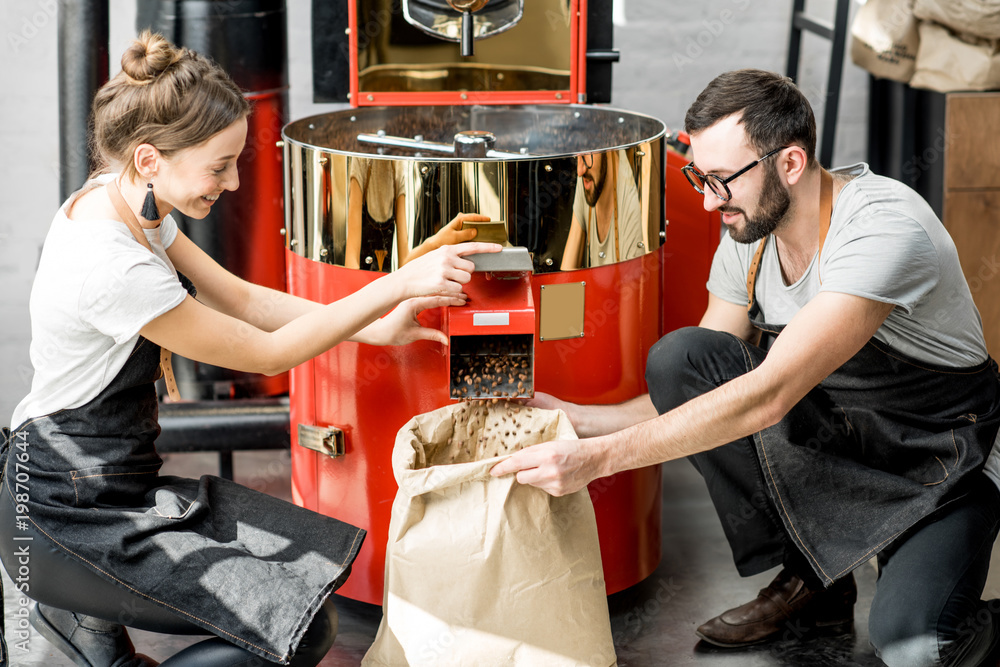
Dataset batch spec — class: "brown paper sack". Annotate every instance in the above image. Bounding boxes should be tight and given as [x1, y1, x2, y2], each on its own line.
[914, 0, 1000, 40]
[850, 0, 920, 83]
[361, 401, 617, 667]
[910, 21, 1000, 92]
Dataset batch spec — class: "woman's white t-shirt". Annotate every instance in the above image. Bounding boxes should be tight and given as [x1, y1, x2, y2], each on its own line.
[10, 175, 188, 428]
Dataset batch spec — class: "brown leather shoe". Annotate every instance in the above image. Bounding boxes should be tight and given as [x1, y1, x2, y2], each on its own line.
[695, 568, 856, 648]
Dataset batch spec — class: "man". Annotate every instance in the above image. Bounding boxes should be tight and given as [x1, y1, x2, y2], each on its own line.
[492, 69, 1000, 667]
[561, 150, 645, 269]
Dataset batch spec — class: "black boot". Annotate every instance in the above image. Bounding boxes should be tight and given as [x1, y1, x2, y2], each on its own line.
[29, 603, 159, 667]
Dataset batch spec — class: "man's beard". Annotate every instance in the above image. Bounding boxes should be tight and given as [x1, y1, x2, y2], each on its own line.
[720, 162, 791, 244]
[583, 157, 607, 207]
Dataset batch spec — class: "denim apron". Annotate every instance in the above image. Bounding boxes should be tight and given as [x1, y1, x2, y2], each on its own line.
[359, 198, 396, 272]
[1, 329, 365, 665]
[744, 171, 1000, 586]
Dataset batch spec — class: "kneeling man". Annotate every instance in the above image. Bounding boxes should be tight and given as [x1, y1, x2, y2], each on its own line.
[493, 69, 1000, 667]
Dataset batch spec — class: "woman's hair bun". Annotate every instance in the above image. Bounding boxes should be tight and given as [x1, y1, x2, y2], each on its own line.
[120, 29, 180, 84]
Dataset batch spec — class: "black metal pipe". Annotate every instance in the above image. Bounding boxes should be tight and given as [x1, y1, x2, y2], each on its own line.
[57, 0, 109, 203]
[138, 0, 290, 401]
[460, 10, 474, 57]
[156, 398, 291, 454]
[156, 398, 290, 481]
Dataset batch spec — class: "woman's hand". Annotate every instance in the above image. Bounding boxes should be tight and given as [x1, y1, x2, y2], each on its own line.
[365, 295, 463, 346]
[391, 242, 501, 300]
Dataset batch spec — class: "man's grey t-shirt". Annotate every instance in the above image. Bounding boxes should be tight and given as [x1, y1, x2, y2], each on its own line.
[706, 163, 1000, 488]
[707, 163, 987, 367]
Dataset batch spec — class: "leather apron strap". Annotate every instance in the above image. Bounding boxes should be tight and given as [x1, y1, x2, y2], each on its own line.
[746, 169, 834, 313]
[106, 179, 182, 402]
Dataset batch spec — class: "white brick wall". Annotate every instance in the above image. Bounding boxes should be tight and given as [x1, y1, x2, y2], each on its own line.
[0, 0, 870, 424]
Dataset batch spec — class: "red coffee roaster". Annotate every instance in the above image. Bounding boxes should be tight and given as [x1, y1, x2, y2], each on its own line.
[281, 0, 720, 604]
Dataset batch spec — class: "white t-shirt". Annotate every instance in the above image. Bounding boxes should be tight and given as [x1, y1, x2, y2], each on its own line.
[707, 163, 987, 367]
[572, 150, 645, 267]
[350, 158, 405, 223]
[706, 163, 1000, 489]
[10, 175, 188, 428]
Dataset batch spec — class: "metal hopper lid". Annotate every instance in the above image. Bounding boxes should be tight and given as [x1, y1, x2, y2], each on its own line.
[282, 104, 666, 161]
[468, 246, 533, 273]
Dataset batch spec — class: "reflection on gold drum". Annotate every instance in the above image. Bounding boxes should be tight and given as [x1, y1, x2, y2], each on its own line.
[281, 104, 666, 273]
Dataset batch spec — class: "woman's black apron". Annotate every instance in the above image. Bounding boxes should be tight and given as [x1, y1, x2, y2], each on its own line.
[359, 196, 396, 272]
[1, 330, 365, 665]
[744, 171, 1000, 586]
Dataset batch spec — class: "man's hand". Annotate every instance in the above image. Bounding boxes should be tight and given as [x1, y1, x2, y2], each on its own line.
[526, 392, 657, 439]
[525, 391, 574, 416]
[430, 213, 487, 247]
[490, 437, 608, 497]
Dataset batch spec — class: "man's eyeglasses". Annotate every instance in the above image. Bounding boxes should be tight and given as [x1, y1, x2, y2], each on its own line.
[681, 146, 788, 202]
[580, 153, 595, 169]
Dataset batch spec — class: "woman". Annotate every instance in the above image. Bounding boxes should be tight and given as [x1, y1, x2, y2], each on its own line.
[0, 32, 497, 666]
[345, 156, 488, 272]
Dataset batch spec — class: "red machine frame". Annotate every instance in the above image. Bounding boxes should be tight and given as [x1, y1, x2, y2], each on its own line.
[348, 0, 587, 107]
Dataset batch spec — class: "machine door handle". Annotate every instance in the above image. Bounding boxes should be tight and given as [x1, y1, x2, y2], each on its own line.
[297, 424, 345, 459]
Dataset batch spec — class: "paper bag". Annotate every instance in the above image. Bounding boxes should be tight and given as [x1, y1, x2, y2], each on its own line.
[850, 0, 920, 83]
[910, 21, 1000, 92]
[362, 401, 617, 667]
[914, 0, 1000, 40]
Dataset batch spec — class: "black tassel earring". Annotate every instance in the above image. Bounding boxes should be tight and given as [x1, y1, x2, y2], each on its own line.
[141, 182, 160, 221]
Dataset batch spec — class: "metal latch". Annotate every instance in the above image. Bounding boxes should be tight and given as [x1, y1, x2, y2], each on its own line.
[297, 424, 345, 459]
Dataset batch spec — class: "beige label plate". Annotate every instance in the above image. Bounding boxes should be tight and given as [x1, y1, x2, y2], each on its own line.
[539, 281, 586, 341]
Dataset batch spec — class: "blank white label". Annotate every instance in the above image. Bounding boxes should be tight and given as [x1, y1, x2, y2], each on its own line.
[473, 312, 510, 327]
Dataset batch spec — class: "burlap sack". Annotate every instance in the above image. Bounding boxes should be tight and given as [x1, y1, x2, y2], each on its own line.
[914, 0, 1000, 40]
[850, 0, 920, 83]
[910, 21, 1000, 92]
[362, 401, 617, 667]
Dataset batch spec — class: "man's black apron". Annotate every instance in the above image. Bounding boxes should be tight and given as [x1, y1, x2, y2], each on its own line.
[1, 331, 365, 665]
[744, 170, 1000, 586]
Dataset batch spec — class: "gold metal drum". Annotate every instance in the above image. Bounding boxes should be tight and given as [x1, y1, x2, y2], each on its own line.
[281, 104, 665, 272]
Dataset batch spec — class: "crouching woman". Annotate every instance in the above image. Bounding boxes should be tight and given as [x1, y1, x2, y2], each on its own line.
[0, 31, 497, 666]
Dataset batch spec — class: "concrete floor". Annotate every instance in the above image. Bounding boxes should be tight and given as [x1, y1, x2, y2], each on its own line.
[4, 449, 999, 666]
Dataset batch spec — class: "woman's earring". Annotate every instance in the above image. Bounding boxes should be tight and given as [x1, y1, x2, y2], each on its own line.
[141, 182, 160, 221]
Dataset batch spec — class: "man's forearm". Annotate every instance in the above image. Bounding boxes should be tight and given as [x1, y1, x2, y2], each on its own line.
[599, 370, 784, 476]
[571, 395, 658, 438]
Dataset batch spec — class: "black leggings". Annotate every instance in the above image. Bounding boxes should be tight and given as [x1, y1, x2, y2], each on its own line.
[0, 487, 337, 666]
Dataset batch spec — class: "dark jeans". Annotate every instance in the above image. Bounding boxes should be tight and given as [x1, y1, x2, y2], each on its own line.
[646, 327, 1000, 667]
[0, 486, 337, 667]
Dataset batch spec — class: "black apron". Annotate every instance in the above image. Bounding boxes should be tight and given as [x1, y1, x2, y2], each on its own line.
[2, 329, 364, 664]
[745, 171, 1000, 585]
[359, 199, 396, 272]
